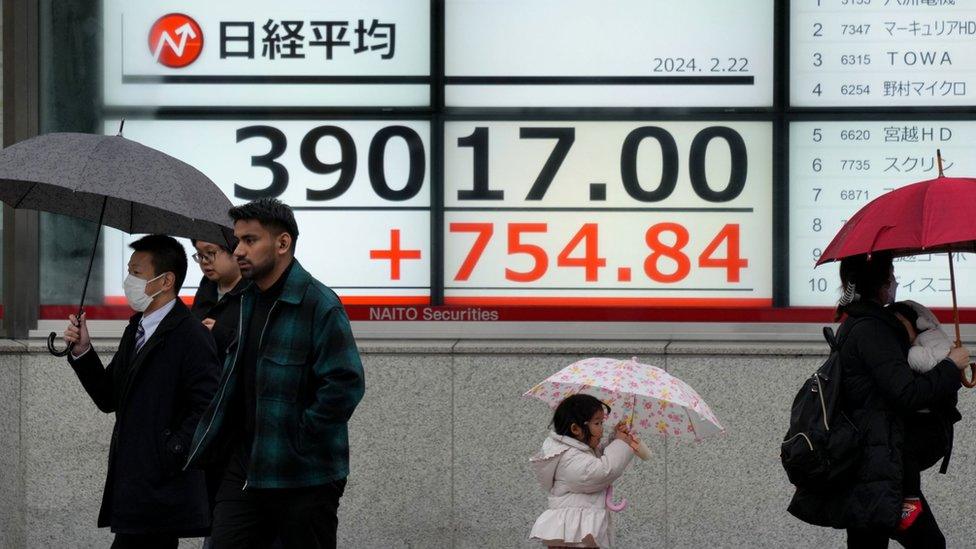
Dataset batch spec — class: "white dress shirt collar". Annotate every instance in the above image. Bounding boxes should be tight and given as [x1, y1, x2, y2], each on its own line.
[138, 297, 177, 344]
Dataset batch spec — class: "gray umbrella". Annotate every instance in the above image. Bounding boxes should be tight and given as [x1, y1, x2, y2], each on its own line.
[0, 131, 235, 356]
[0, 132, 233, 241]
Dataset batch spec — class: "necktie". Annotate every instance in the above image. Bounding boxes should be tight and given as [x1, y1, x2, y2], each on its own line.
[134, 322, 146, 353]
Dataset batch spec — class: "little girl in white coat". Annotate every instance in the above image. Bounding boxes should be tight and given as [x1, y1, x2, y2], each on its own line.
[529, 394, 642, 548]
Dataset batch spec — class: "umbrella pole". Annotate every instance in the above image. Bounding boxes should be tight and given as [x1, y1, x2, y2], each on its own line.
[948, 251, 976, 388]
[47, 197, 108, 357]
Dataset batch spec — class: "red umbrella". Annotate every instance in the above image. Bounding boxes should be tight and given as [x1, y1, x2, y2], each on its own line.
[816, 152, 976, 387]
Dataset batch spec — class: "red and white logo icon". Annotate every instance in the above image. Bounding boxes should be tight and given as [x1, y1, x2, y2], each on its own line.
[148, 13, 203, 68]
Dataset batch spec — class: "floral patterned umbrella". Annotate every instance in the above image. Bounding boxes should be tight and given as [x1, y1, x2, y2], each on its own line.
[524, 357, 725, 442]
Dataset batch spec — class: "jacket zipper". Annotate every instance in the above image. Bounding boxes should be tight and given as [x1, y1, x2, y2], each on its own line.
[183, 304, 246, 470]
[258, 302, 278, 352]
[242, 300, 279, 491]
[783, 432, 815, 452]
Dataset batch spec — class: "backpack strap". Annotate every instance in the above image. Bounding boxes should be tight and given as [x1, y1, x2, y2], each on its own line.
[822, 326, 838, 351]
[939, 416, 955, 474]
[832, 317, 871, 351]
[817, 317, 871, 382]
[939, 448, 951, 474]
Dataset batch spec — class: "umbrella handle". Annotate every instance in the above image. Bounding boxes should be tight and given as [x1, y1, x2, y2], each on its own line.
[47, 202, 103, 360]
[605, 485, 628, 512]
[962, 363, 976, 389]
[46, 332, 73, 357]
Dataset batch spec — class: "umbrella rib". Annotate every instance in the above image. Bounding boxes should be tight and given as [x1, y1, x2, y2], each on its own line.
[11, 182, 37, 209]
[685, 409, 699, 440]
[76, 137, 110, 194]
[920, 180, 936, 248]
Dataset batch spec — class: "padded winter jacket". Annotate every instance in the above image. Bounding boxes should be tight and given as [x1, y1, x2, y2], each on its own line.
[788, 301, 961, 530]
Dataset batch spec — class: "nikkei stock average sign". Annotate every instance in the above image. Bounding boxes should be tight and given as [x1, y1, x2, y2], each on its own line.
[103, 0, 430, 107]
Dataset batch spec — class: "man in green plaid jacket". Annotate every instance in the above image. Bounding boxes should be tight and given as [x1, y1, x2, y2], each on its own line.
[185, 198, 365, 548]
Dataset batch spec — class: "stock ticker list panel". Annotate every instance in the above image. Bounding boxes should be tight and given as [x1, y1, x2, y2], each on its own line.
[789, 120, 976, 307]
[103, 119, 432, 305]
[443, 121, 774, 307]
[791, 0, 976, 107]
[445, 0, 775, 107]
[789, 0, 976, 309]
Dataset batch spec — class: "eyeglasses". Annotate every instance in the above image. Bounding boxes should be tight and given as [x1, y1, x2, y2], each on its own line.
[191, 251, 219, 264]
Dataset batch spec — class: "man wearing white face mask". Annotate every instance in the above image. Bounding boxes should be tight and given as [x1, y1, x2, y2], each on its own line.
[62, 234, 220, 549]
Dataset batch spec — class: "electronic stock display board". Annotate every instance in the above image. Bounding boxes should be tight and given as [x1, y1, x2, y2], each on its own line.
[80, 0, 976, 321]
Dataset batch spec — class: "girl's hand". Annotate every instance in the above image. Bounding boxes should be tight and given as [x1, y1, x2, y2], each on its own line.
[614, 421, 631, 443]
[625, 431, 643, 453]
[614, 421, 640, 449]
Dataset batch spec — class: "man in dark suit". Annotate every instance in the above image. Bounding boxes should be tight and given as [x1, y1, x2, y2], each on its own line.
[190, 238, 246, 366]
[63, 234, 220, 549]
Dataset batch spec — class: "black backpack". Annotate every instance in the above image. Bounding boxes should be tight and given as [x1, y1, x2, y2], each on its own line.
[780, 321, 865, 489]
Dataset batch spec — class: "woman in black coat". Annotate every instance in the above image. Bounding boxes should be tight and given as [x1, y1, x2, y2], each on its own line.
[788, 252, 970, 548]
[190, 238, 245, 367]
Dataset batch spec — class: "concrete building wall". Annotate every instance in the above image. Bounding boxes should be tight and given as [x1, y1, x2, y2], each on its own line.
[2, 338, 976, 548]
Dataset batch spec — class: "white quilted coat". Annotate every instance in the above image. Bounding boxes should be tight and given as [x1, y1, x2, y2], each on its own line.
[905, 300, 953, 373]
[528, 433, 634, 548]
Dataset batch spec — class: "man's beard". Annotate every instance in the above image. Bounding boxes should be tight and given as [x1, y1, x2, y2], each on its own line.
[242, 255, 275, 281]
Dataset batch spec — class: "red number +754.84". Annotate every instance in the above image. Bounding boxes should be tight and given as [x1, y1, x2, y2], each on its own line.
[449, 222, 747, 284]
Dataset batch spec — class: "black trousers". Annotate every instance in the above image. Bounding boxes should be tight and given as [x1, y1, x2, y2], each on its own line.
[902, 439, 922, 497]
[846, 496, 945, 549]
[110, 534, 178, 549]
[902, 466, 921, 498]
[211, 478, 346, 549]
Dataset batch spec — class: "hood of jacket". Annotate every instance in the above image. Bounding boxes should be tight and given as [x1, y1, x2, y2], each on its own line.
[905, 299, 942, 332]
[528, 432, 595, 492]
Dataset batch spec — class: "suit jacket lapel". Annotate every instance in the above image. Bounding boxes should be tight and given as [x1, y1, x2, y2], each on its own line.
[111, 317, 140, 404]
[119, 302, 189, 407]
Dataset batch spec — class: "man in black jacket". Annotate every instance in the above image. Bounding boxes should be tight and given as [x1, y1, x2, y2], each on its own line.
[187, 199, 364, 548]
[63, 235, 219, 549]
[190, 238, 246, 366]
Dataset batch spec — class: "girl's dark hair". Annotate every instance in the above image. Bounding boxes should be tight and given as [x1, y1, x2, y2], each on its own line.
[888, 301, 918, 330]
[551, 394, 611, 443]
[834, 251, 893, 321]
